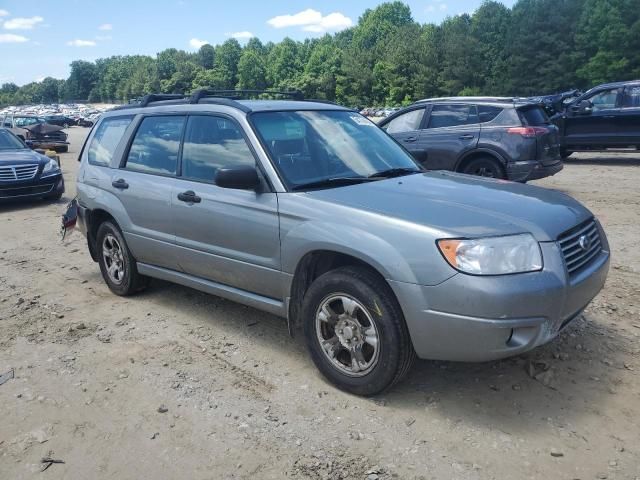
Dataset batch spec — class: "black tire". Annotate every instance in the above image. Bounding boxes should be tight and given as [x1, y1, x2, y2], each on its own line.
[63, 123, 69, 129]
[301, 266, 415, 396]
[96, 221, 149, 296]
[461, 156, 505, 178]
[46, 191, 64, 202]
[56, 146, 69, 153]
[560, 149, 573, 159]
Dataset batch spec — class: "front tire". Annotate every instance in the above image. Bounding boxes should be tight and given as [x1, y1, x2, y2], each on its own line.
[461, 156, 505, 179]
[96, 221, 149, 296]
[301, 266, 415, 396]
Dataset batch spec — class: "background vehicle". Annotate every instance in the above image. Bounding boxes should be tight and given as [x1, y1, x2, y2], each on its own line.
[44, 115, 77, 128]
[1, 114, 69, 153]
[379, 98, 563, 182]
[0, 127, 64, 201]
[552, 80, 640, 157]
[74, 90, 607, 395]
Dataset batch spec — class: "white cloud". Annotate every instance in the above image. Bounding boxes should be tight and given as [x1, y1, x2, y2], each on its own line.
[229, 31, 254, 40]
[0, 9, 10, 17]
[4, 16, 44, 30]
[98, 23, 112, 31]
[0, 33, 28, 43]
[189, 38, 208, 49]
[67, 39, 96, 47]
[267, 9, 352, 33]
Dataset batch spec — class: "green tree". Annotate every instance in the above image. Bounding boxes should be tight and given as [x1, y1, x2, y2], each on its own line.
[236, 50, 267, 90]
[196, 44, 216, 69]
[215, 39, 242, 89]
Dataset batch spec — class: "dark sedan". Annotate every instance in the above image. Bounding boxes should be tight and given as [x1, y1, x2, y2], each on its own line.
[0, 128, 65, 202]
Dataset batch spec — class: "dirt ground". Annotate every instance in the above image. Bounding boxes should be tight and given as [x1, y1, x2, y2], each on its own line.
[1, 128, 639, 480]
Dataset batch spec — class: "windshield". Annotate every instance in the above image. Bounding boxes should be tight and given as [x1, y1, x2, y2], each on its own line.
[251, 110, 420, 190]
[0, 129, 26, 150]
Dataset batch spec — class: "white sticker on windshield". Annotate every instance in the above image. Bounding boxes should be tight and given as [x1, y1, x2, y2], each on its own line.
[349, 114, 375, 126]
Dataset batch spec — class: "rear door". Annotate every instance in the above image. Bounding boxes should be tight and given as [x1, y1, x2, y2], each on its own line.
[110, 114, 185, 270]
[564, 87, 622, 148]
[420, 104, 480, 170]
[616, 85, 640, 146]
[171, 114, 282, 299]
[380, 107, 427, 164]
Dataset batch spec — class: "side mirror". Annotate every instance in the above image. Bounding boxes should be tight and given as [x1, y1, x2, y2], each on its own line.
[215, 166, 261, 190]
[571, 100, 592, 115]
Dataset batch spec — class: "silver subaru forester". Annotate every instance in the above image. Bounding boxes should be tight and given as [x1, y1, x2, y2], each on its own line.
[73, 91, 609, 395]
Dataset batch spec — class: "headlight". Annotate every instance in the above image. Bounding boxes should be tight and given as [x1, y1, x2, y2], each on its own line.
[42, 158, 60, 176]
[437, 234, 542, 275]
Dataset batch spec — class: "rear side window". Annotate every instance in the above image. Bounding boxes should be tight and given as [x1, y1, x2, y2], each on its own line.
[125, 116, 186, 175]
[623, 86, 640, 108]
[428, 105, 479, 129]
[87, 116, 133, 166]
[518, 106, 550, 126]
[384, 108, 425, 134]
[477, 106, 503, 123]
[181, 115, 254, 183]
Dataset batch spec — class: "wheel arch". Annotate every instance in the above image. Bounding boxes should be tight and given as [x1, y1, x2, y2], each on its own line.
[85, 208, 118, 262]
[455, 148, 508, 173]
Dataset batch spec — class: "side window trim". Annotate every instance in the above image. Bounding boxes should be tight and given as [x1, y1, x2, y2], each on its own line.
[120, 113, 187, 178]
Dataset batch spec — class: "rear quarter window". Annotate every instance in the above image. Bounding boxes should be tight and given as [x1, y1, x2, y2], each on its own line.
[518, 106, 550, 126]
[477, 106, 503, 123]
[87, 116, 134, 166]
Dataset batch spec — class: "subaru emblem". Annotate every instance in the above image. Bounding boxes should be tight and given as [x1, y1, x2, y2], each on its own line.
[578, 234, 591, 252]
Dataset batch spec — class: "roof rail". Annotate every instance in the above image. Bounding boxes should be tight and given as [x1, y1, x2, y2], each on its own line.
[190, 89, 304, 101]
[138, 94, 186, 107]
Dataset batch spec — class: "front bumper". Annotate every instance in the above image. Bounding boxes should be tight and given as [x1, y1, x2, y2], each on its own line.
[0, 173, 64, 201]
[389, 239, 610, 362]
[507, 159, 563, 182]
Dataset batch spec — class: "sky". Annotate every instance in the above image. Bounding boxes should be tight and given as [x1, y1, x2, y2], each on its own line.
[0, 0, 516, 86]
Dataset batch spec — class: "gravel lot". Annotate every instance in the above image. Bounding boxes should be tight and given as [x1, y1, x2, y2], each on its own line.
[1, 128, 639, 480]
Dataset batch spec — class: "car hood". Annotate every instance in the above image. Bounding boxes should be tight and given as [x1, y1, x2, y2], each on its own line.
[0, 149, 48, 166]
[306, 171, 592, 241]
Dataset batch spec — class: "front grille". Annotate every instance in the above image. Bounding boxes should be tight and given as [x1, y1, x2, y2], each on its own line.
[558, 219, 602, 275]
[0, 164, 39, 181]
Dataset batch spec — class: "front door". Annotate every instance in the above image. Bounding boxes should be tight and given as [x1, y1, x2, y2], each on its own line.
[616, 85, 640, 146]
[564, 87, 622, 148]
[421, 104, 480, 170]
[171, 115, 282, 300]
[382, 107, 428, 164]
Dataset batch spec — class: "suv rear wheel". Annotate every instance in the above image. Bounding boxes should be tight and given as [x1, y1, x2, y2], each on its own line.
[96, 221, 149, 296]
[301, 266, 415, 396]
[461, 156, 505, 179]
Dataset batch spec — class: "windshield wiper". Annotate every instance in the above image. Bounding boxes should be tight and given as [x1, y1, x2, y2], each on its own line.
[291, 177, 378, 191]
[368, 167, 422, 179]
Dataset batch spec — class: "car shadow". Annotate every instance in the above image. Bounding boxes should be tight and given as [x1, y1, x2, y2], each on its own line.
[566, 155, 640, 166]
[0, 197, 67, 214]
[137, 279, 631, 433]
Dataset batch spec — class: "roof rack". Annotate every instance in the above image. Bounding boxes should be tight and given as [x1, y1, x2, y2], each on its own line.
[190, 89, 304, 101]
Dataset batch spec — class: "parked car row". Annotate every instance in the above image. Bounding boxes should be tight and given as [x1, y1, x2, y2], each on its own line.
[57, 89, 609, 395]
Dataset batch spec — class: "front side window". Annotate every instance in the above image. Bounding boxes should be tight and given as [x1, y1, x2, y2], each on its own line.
[623, 86, 640, 108]
[125, 116, 185, 175]
[384, 108, 425, 134]
[14, 117, 41, 127]
[181, 116, 254, 183]
[87, 116, 133, 166]
[428, 105, 479, 129]
[588, 88, 620, 111]
[251, 110, 420, 190]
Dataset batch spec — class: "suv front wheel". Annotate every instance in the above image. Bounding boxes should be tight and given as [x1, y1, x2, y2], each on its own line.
[96, 221, 149, 296]
[301, 266, 415, 396]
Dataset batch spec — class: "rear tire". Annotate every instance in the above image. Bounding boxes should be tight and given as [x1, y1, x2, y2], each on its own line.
[301, 266, 415, 396]
[96, 221, 150, 296]
[461, 156, 505, 179]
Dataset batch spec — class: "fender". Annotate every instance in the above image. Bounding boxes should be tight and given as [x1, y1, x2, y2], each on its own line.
[455, 146, 508, 171]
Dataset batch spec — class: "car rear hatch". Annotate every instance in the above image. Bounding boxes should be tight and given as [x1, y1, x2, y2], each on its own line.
[516, 105, 561, 165]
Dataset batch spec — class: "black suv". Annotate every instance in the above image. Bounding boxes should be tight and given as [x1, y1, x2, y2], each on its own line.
[552, 80, 640, 157]
[379, 98, 563, 182]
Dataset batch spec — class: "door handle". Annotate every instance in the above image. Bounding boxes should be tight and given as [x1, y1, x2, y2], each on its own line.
[111, 178, 129, 189]
[403, 136, 418, 143]
[177, 190, 202, 204]
[459, 134, 475, 140]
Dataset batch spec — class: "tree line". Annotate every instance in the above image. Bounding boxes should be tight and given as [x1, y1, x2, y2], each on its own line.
[1, 0, 639, 108]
